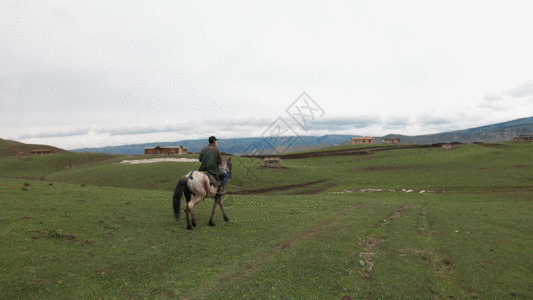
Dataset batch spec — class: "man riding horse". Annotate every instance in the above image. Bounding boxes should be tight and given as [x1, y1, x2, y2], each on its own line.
[198, 136, 230, 194]
[173, 139, 232, 229]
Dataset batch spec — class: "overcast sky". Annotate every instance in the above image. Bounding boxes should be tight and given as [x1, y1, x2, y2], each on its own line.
[1, 1, 533, 150]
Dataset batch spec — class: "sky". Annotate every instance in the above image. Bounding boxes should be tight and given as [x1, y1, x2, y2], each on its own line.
[1, 0, 533, 150]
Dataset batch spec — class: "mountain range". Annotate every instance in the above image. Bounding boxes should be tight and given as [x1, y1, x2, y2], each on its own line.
[70, 116, 533, 155]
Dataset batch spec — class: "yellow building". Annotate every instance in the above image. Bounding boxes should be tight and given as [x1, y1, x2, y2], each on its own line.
[350, 137, 374, 145]
[382, 138, 401, 144]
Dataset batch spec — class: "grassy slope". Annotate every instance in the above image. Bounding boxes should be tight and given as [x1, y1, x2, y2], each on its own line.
[0, 152, 124, 179]
[287, 142, 533, 192]
[285, 143, 393, 154]
[0, 138, 68, 158]
[3, 142, 531, 193]
[1, 142, 533, 299]
[45, 155, 326, 192]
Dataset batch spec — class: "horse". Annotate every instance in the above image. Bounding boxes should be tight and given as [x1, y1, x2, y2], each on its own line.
[172, 158, 232, 230]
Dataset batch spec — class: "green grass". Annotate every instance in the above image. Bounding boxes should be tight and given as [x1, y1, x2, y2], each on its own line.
[43, 155, 327, 192]
[0, 152, 122, 179]
[1, 142, 533, 299]
[4, 142, 530, 194]
[285, 142, 533, 192]
[286, 143, 394, 154]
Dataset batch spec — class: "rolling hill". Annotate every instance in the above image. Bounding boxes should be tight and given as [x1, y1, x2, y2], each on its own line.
[0, 138, 69, 158]
[70, 116, 533, 155]
[3, 116, 531, 156]
[382, 116, 533, 144]
[70, 134, 355, 156]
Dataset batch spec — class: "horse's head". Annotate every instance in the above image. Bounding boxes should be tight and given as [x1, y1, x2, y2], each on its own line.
[221, 157, 233, 178]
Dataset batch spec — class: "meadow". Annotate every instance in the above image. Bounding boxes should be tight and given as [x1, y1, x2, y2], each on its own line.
[1, 142, 532, 299]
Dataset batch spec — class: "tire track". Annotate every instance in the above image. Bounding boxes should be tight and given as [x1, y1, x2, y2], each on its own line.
[417, 205, 472, 299]
[201, 201, 380, 299]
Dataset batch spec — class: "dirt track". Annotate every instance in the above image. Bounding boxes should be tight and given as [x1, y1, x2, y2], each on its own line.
[280, 143, 460, 159]
[232, 143, 466, 194]
[232, 179, 328, 194]
[239, 143, 458, 160]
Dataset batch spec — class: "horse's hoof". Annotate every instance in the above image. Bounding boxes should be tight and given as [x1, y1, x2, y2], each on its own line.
[192, 220, 197, 227]
[187, 225, 194, 230]
[209, 220, 216, 226]
[224, 216, 230, 222]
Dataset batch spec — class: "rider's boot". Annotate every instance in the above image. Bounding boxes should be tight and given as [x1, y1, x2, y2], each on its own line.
[218, 186, 226, 195]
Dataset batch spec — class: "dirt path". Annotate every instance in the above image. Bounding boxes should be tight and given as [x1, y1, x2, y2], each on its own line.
[234, 179, 327, 194]
[238, 143, 457, 160]
[266, 202, 376, 256]
[203, 201, 378, 298]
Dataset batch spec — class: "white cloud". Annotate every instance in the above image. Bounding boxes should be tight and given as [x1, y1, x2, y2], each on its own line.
[483, 93, 503, 102]
[504, 81, 533, 98]
[1, 1, 533, 149]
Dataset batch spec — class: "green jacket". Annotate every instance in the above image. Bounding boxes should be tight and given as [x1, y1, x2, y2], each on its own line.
[198, 144, 223, 177]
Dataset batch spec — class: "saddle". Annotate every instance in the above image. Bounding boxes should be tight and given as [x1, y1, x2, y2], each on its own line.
[188, 170, 220, 188]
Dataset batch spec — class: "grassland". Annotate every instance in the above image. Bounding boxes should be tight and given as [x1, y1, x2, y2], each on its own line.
[282, 143, 393, 154]
[0, 138, 68, 159]
[1, 141, 532, 299]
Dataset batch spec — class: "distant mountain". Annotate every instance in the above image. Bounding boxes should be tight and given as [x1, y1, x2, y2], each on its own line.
[381, 116, 533, 145]
[70, 116, 533, 155]
[71, 135, 355, 156]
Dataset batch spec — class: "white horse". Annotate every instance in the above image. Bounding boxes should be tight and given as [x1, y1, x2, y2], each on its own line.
[172, 158, 232, 230]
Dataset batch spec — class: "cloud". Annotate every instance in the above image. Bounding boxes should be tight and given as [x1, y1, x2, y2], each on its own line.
[84, 117, 382, 141]
[504, 81, 533, 98]
[305, 117, 380, 131]
[383, 118, 409, 129]
[75, 118, 275, 138]
[421, 118, 450, 126]
[483, 93, 502, 102]
[419, 116, 454, 127]
[17, 128, 90, 140]
[94, 125, 192, 137]
[208, 118, 275, 131]
[0, 68, 139, 122]
[479, 81, 533, 111]
[478, 100, 505, 110]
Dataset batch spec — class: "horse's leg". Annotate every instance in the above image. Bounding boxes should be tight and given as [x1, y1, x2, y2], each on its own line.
[184, 189, 192, 206]
[184, 189, 193, 230]
[217, 196, 230, 222]
[185, 206, 193, 230]
[209, 199, 218, 226]
[188, 194, 204, 228]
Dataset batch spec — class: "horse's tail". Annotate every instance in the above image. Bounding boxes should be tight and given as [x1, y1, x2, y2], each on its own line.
[173, 177, 188, 221]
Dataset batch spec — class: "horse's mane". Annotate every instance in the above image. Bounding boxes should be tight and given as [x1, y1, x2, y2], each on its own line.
[220, 158, 232, 172]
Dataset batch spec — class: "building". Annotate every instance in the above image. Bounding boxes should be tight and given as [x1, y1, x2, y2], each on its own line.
[30, 149, 53, 155]
[264, 157, 281, 168]
[382, 138, 401, 144]
[513, 135, 533, 142]
[350, 137, 374, 145]
[145, 145, 188, 155]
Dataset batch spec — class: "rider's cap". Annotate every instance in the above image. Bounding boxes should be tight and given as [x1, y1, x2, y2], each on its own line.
[208, 136, 218, 143]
